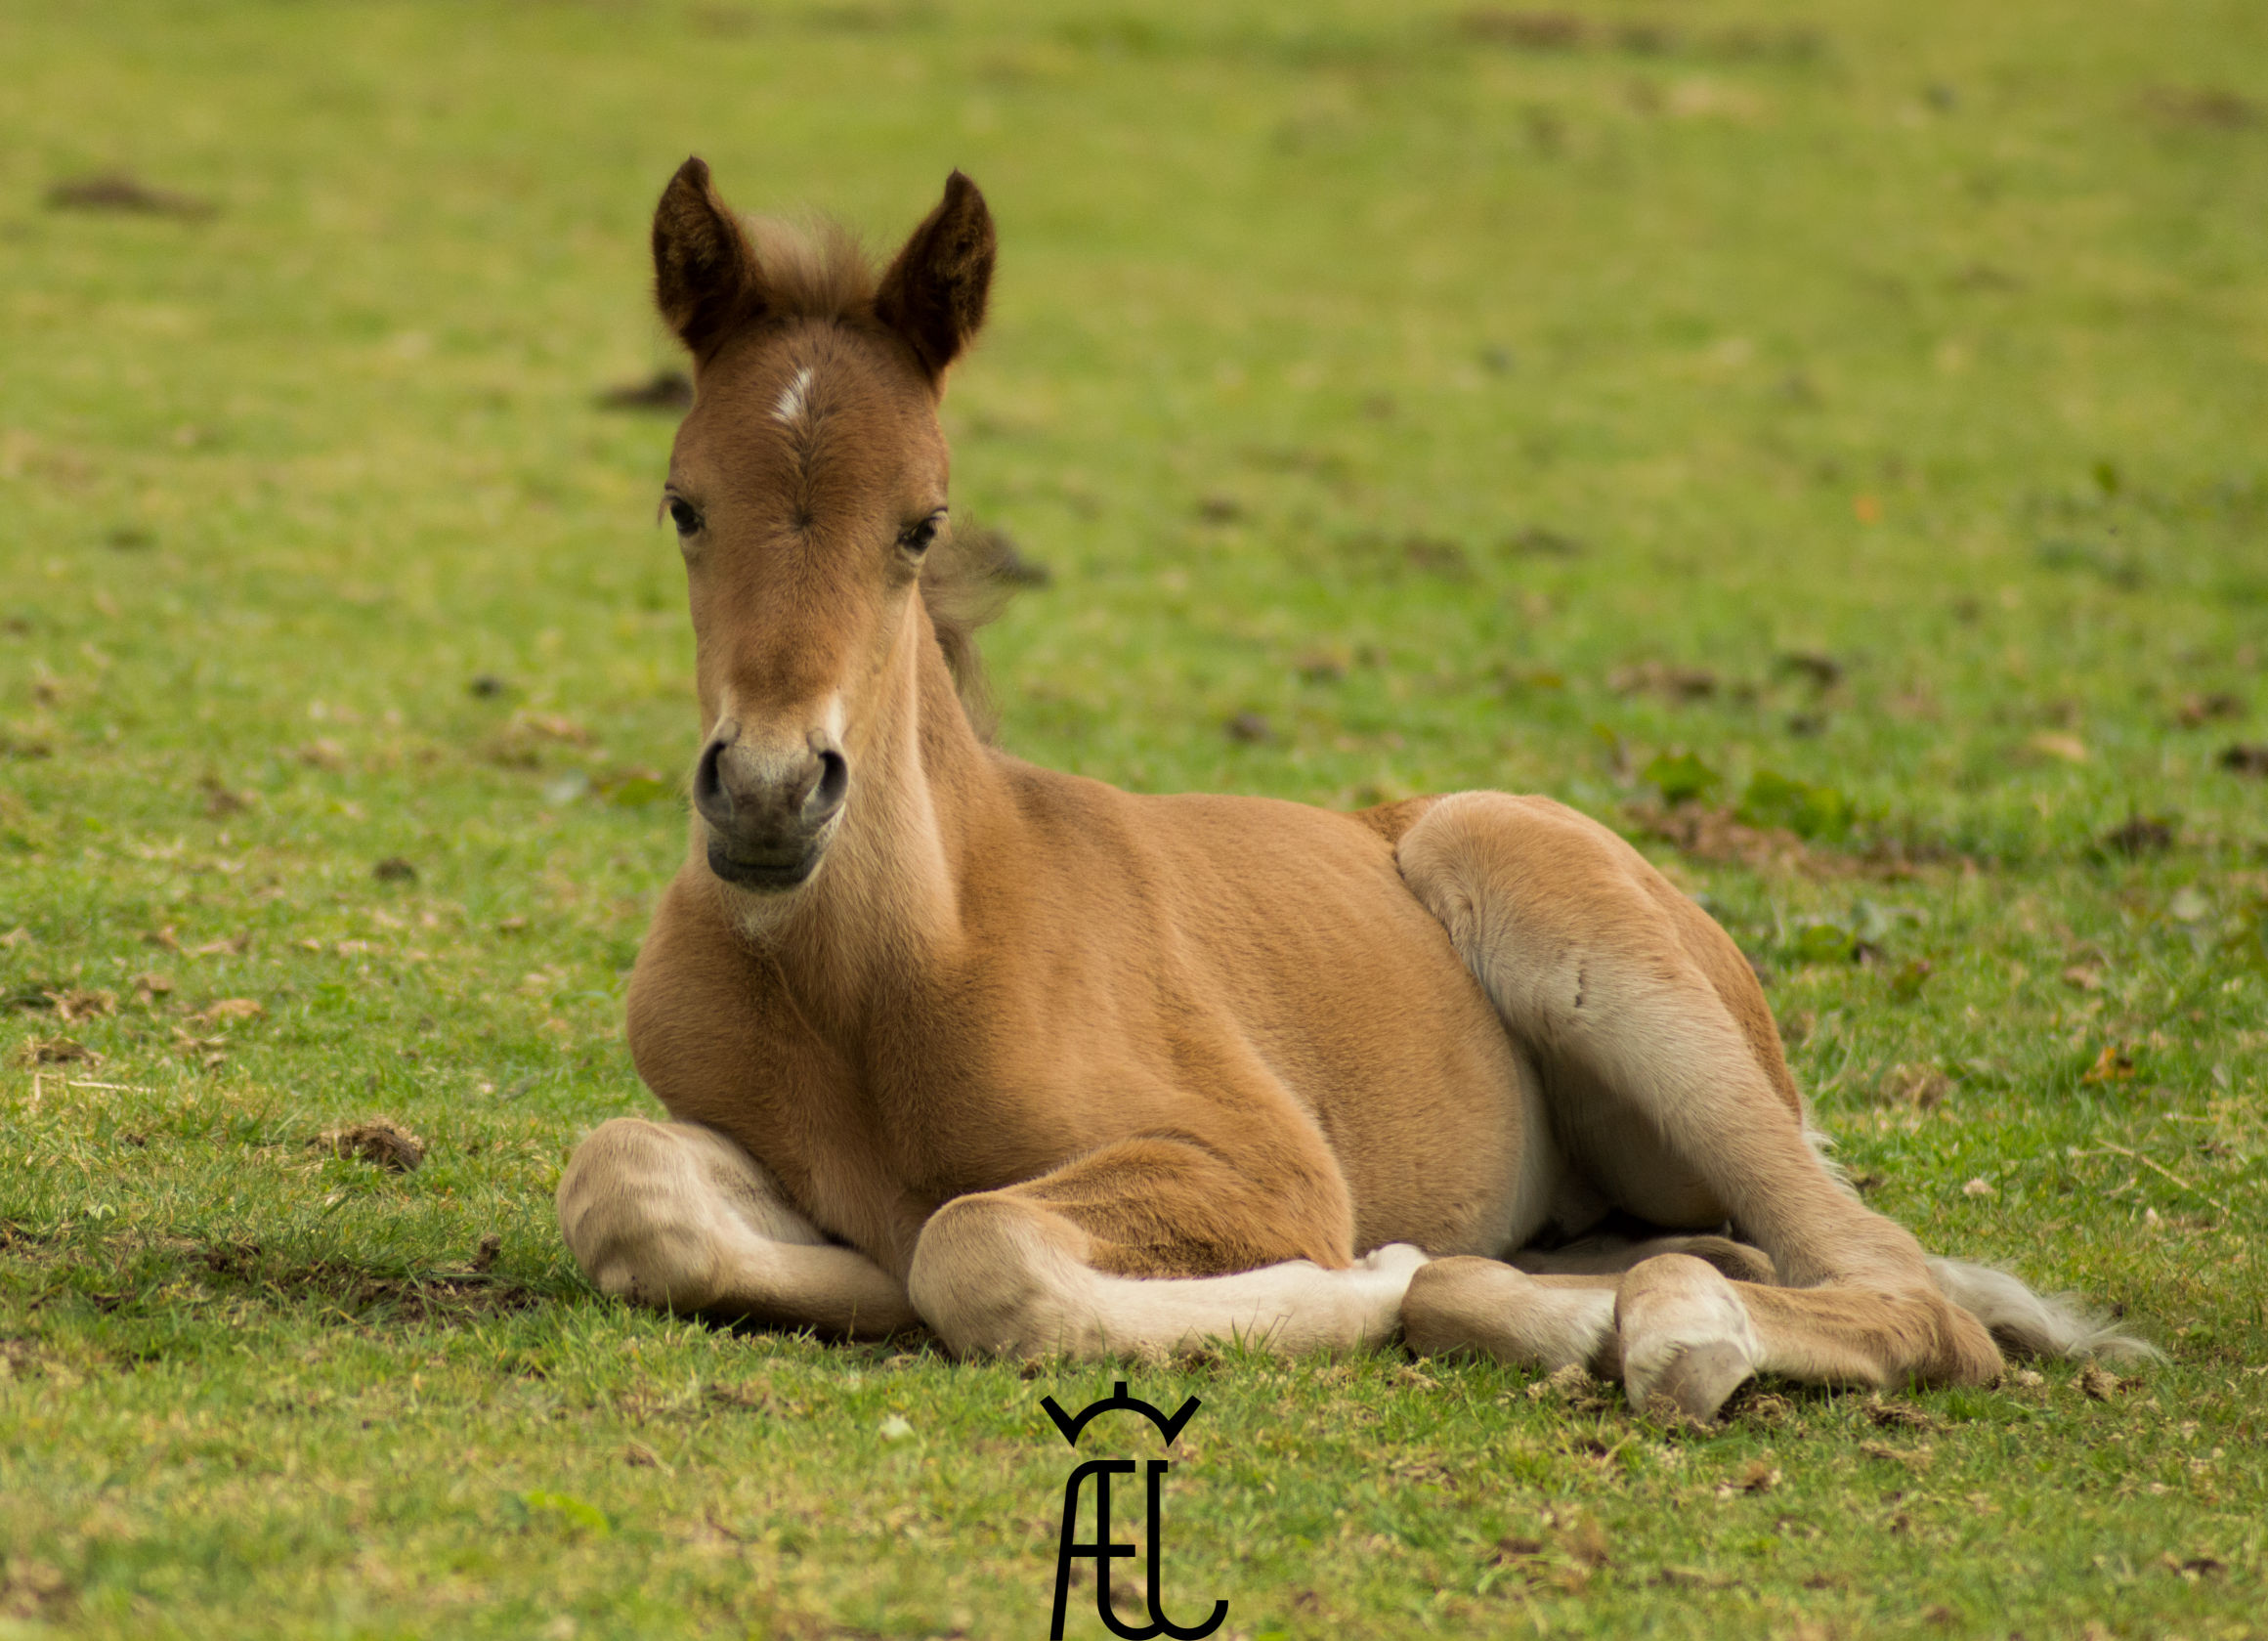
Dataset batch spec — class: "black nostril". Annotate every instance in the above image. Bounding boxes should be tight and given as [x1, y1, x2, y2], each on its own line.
[694, 737, 731, 823]
[806, 750, 849, 822]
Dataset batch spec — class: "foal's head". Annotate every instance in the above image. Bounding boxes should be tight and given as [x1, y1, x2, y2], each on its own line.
[650, 159, 995, 893]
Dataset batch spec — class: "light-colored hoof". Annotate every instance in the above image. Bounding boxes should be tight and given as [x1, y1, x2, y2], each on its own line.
[1638, 1339, 1755, 1424]
[1400, 1257, 1616, 1374]
[1358, 1242, 1434, 1280]
[1401, 1257, 1519, 1359]
[1617, 1253, 1761, 1424]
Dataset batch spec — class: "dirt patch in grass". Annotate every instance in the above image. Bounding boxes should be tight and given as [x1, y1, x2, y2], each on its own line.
[0, 1556, 74, 1623]
[312, 1117, 428, 1172]
[595, 369, 694, 411]
[13, 1034, 101, 1066]
[2139, 86, 2262, 130]
[46, 170, 215, 218]
[1627, 801, 1966, 880]
[0, 1221, 60, 1255]
[4, 1231, 542, 1327]
[1864, 1395, 1949, 1432]
[189, 1240, 541, 1323]
[0, 1333, 68, 1379]
[1629, 801, 1815, 873]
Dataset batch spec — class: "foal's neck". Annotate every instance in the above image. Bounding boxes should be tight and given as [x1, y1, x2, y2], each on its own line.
[749, 601, 996, 1025]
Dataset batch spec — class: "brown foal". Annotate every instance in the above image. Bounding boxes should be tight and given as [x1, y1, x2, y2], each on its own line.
[555, 160, 2139, 1420]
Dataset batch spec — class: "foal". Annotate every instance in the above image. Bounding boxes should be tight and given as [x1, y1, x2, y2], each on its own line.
[556, 161, 2134, 1420]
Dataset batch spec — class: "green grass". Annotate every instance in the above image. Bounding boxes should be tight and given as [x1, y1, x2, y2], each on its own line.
[4, 1, 2267, 1635]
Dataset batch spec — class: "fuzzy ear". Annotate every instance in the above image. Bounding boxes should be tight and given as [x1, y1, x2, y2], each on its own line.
[652, 156, 764, 363]
[874, 171, 996, 380]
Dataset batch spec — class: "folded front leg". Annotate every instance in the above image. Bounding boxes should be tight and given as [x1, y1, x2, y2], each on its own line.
[906, 1136, 1426, 1360]
[557, 1117, 918, 1339]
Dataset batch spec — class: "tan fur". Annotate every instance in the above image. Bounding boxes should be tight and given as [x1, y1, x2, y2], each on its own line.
[553, 161, 2144, 1415]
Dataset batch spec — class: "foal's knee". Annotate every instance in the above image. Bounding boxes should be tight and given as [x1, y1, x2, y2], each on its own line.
[556, 1118, 729, 1312]
[907, 1192, 1093, 1360]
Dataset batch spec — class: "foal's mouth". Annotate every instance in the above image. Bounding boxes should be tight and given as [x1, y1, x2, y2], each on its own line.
[705, 836, 823, 892]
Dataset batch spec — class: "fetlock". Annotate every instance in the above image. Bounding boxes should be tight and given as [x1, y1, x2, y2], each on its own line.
[1931, 1297, 2007, 1386]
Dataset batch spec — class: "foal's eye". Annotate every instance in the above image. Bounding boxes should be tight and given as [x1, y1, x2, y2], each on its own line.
[898, 511, 945, 555]
[667, 497, 702, 537]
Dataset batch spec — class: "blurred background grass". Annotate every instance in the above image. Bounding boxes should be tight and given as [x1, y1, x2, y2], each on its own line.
[4, 1, 2262, 840]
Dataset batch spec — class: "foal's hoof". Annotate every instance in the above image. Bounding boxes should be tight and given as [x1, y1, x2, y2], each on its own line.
[1638, 1339, 1755, 1424]
[1617, 1253, 1762, 1424]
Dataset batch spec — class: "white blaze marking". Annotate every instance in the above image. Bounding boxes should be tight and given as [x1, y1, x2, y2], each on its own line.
[773, 366, 814, 429]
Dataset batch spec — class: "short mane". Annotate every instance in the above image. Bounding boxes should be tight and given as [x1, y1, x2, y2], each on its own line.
[919, 524, 1022, 741]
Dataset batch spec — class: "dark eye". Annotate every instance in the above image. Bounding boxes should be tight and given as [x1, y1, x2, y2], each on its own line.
[667, 497, 701, 537]
[898, 511, 945, 554]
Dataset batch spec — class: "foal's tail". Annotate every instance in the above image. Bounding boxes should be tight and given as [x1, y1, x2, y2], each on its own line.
[1812, 1131, 2160, 1364]
[1819, 1131, 2160, 1363]
[1926, 1257, 2161, 1363]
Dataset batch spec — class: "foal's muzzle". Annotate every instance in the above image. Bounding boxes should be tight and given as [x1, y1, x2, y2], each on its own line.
[693, 721, 849, 890]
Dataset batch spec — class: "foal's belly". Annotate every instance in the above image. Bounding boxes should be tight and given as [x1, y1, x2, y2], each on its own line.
[1297, 959, 1554, 1260]
[1091, 790, 1548, 1260]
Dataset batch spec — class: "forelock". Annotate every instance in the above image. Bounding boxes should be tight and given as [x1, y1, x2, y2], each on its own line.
[743, 216, 878, 322]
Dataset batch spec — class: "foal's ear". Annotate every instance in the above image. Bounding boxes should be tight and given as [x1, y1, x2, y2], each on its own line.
[652, 156, 764, 363]
[874, 171, 996, 381]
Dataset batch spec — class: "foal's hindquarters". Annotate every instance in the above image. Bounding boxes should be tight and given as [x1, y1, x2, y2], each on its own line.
[1387, 792, 2012, 1416]
[920, 788, 2090, 1413]
[1402, 792, 2151, 1411]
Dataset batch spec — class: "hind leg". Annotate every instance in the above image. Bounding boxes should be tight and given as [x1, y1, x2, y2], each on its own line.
[1404, 1253, 1995, 1420]
[557, 1117, 918, 1339]
[1618, 1253, 2025, 1417]
[1397, 793, 2002, 1414]
[1402, 1258, 1622, 1375]
[1514, 1229, 1777, 1286]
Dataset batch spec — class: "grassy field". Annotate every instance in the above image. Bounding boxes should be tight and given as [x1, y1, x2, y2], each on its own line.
[4, 0, 2267, 1635]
